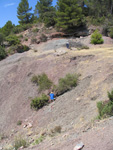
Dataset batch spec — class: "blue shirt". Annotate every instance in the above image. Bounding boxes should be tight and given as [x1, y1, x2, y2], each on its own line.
[50, 93, 54, 100]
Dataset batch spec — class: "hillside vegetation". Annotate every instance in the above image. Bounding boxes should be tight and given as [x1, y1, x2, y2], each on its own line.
[1, 0, 113, 61]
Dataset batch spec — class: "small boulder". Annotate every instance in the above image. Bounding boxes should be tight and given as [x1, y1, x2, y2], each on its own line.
[73, 142, 84, 150]
[27, 123, 32, 128]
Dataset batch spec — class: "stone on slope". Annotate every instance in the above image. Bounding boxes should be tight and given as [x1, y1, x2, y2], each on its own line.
[73, 142, 84, 150]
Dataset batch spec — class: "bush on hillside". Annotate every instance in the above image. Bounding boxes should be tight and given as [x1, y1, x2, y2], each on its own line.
[54, 73, 79, 96]
[97, 89, 113, 119]
[77, 45, 89, 50]
[91, 29, 104, 44]
[13, 136, 28, 150]
[0, 46, 7, 60]
[25, 37, 28, 41]
[6, 34, 20, 46]
[53, 126, 62, 133]
[33, 136, 45, 145]
[0, 33, 4, 46]
[12, 24, 32, 34]
[37, 73, 53, 91]
[30, 94, 49, 110]
[109, 27, 113, 38]
[7, 44, 29, 54]
[16, 44, 29, 53]
[18, 34, 23, 39]
[108, 89, 113, 102]
[49, 126, 62, 137]
[31, 73, 53, 91]
[32, 28, 39, 33]
[97, 101, 113, 119]
[17, 120, 22, 126]
[31, 75, 39, 85]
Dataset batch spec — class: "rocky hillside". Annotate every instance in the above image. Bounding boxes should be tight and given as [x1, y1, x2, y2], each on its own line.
[1, 37, 113, 150]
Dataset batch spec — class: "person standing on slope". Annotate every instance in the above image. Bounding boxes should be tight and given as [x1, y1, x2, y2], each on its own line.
[49, 91, 55, 102]
[66, 41, 69, 49]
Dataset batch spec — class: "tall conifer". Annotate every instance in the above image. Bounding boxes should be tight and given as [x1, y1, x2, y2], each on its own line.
[17, 0, 33, 24]
[34, 0, 56, 26]
[56, 0, 85, 31]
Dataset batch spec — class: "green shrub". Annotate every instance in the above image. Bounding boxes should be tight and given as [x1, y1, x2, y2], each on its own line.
[7, 47, 15, 55]
[77, 45, 89, 50]
[109, 27, 113, 38]
[16, 44, 29, 53]
[6, 35, 20, 46]
[97, 101, 113, 119]
[13, 136, 28, 150]
[31, 73, 53, 91]
[54, 73, 78, 96]
[17, 120, 22, 126]
[79, 45, 89, 50]
[32, 28, 39, 33]
[12, 24, 32, 34]
[54, 126, 62, 133]
[25, 38, 28, 41]
[91, 29, 104, 44]
[31, 75, 38, 85]
[0, 133, 6, 141]
[108, 89, 113, 102]
[30, 94, 49, 110]
[0, 46, 7, 60]
[49, 126, 62, 137]
[22, 24, 32, 30]
[38, 73, 53, 91]
[33, 135, 44, 145]
[0, 33, 4, 46]
[12, 25, 24, 34]
[18, 34, 23, 38]
[7, 44, 29, 54]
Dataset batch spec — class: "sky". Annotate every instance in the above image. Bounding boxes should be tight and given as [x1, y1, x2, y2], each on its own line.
[0, 0, 57, 28]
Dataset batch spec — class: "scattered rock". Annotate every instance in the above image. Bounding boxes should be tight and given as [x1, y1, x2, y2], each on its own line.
[73, 142, 84, 150]
[18, 146, 24, 149]
[54, 48, 67, 56]
[23, 124, 27, 128]
[62, 133, 68, 138]
[76, 97, 81, 101]
[27, 123, 32, 128]
[51, 142, 54, 146]
[49, 26, 53, 30]
[40, 131, 47, 136]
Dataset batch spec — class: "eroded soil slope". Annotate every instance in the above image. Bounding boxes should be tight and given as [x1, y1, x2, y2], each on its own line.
[1, 39, 113, 150]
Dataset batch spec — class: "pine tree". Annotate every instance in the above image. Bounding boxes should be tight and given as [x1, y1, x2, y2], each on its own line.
[34, 0, 56, 26]
[0, 33, 4, 46]
[86, 0, 113, 17]
[17, 0, 34, 24]
[56, 0, 85, 31]
[2, 21, 14, 36]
